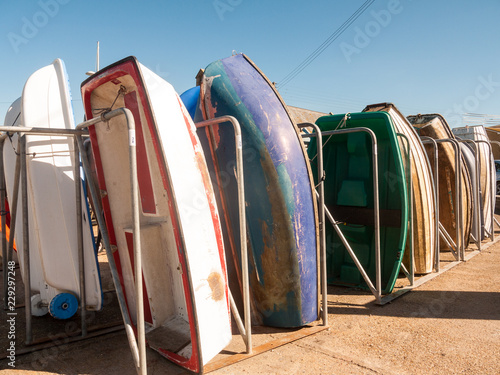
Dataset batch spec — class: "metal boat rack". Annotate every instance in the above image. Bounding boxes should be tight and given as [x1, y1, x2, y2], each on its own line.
[1, 111, 328, 375]
[0, 111, 140, 362]
[298, 122, 499, 305]
[0, 125, 94, 344]
[0, 110, 151, 373]
[77, 112, 256, 375]
[382, 134, 499, 302]
[298, 122, 416, 305]
[454, 138, 497, 244]
[420, 137, 465, 265]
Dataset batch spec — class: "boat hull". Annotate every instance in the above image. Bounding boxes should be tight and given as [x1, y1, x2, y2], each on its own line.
[3, 60, 102, 318]
[363, 103, 437, 275]
[452, 126, 495, 239]
[309, 112, 409, 294]
[194, 54, 319, 327]
[408, 114, 473, 251]
[81, 56, 231, 373]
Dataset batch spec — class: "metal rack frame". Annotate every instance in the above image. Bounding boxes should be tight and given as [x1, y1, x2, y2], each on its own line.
[77, 112, 252, 375]
[0, 126, 91, 346]
[300, 124, 385, 304]
[75, 108, 147, 375]
[194, 116, 252, 352]
[475, 139, 495, 242]
[419, 138, 442, 267]
[420, 137, 466, 265]
[456, 138, 495, 247]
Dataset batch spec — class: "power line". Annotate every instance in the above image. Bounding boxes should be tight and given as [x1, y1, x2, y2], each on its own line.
[277, 0, 374, 89]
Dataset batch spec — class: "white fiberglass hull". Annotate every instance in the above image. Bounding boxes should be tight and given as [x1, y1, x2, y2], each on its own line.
[81, 56, 231, 373]
[3, 59, 102, 318]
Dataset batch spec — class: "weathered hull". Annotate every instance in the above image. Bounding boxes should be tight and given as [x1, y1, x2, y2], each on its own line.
[452, 126, 495, 239]
[4, 60, 102, 319]
[81, 57, 231, 373]
[363, 103, 437, 274]
[309, 112, 409, 294]
[408, 114, 473, 251]
[194, 54, 319, 327]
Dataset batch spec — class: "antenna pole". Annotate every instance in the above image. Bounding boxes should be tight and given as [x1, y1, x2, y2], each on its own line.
[96, 41, 100, 71]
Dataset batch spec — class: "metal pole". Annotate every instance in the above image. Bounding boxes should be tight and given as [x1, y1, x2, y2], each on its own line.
[76, 134, 141, 370]
[125, 110, 145, 375]
[96, 41, 100, 72]
[320, 127, 380, 302]
[373, 134, 381, 297]
[459, 140, 481, 251]
[459, 139, 483, 251]
[433, 139, 463, 260]
[298, 122, 327, 326]
[194, 116, 251, 353]
[228, 289, 247, 343]
[420, 137, 440, 269]
[320, 195, 379, 299]
[476, 139, 494, 242]
[20, 134, 32, 345]
[0, 126, 87, 136]
[74, 137, 86, 337]
[76, 108, 145, 375]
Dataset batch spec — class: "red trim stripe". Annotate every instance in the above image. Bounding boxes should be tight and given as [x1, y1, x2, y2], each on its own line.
[124, 92, 156, 214]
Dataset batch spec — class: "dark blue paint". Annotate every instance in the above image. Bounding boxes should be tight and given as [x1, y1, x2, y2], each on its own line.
[195, 55, 318, 327]
[180, 86, 200, 120]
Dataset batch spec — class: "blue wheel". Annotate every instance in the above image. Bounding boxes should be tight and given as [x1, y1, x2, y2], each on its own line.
[49, 292, 79, 319]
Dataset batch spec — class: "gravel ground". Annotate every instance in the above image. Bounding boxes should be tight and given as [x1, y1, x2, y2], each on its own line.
[1, 228, 499, 375]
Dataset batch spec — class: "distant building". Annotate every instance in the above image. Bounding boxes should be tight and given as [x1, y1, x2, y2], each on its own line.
[287, 105, 328, 126]
[486, 127, 500, 159]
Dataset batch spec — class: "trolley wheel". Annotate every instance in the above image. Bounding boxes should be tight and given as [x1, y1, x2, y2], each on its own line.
[49, 292, 78, 319]
[31, 294, 48, 316]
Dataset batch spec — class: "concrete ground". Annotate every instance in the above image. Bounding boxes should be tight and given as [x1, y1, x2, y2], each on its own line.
[1, 221, 499, 374]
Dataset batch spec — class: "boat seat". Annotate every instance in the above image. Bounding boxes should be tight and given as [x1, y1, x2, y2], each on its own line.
[337, 180, 367, 207]
[347, 133, 370, 179]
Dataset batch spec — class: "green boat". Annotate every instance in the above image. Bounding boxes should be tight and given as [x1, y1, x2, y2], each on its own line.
[308, 112, 409, 294]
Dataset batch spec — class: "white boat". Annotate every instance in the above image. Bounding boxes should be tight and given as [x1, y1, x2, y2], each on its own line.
[460, 142, 480, 242]
[80, 56, 231, 373]
[452, 125, 495, 239]
[2, 59, 102, 318]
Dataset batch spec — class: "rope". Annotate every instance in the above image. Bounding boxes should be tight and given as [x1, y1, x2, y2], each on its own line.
[310, 113, 350, 162]
[92, 85, 127, 115]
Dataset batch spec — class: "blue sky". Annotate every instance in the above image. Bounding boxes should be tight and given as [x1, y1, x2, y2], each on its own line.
[1, 0, 499, 127]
